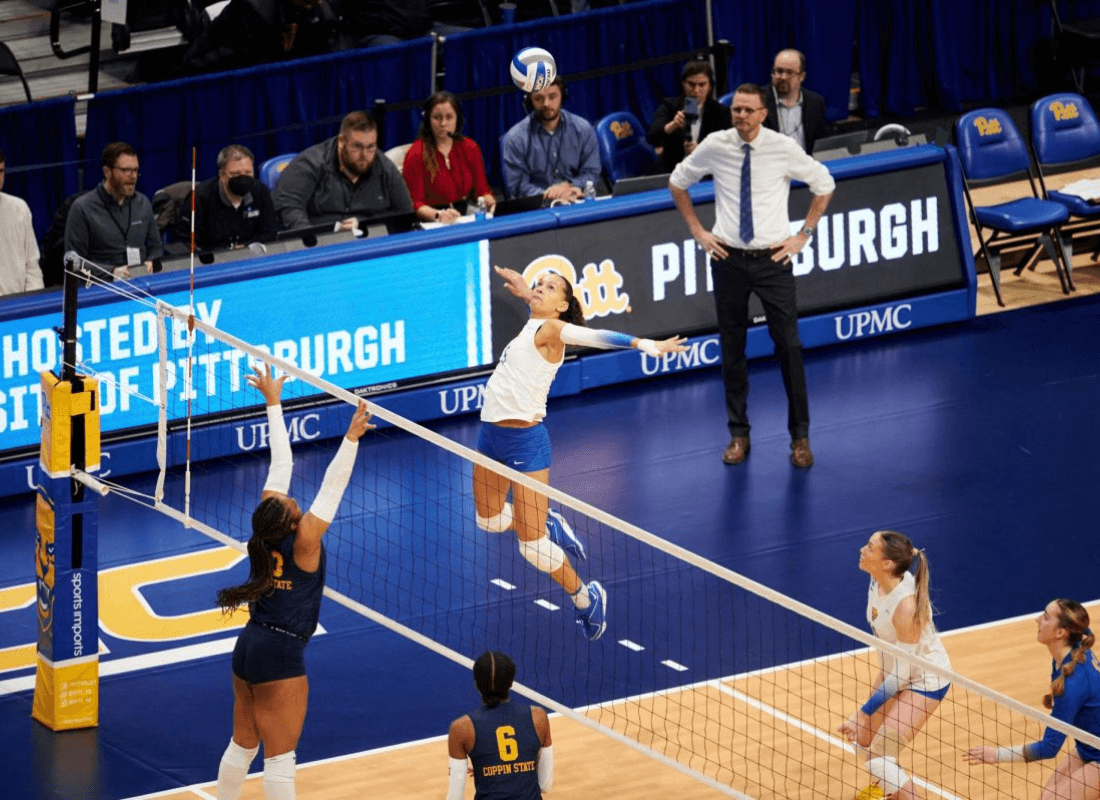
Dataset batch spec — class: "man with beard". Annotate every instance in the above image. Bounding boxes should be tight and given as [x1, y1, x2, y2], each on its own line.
[502, 76, 601, 201]
[273, 111, 413, 231]
[175, 145, 279, 251]
[65, 142, 163, 281]
[763, 49, 829, 154]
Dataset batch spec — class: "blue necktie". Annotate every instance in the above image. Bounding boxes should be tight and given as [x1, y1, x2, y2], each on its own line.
[740, 143, 753, 243]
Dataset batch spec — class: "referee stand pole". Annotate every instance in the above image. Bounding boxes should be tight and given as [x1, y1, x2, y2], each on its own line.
[32, 263, 101, 731]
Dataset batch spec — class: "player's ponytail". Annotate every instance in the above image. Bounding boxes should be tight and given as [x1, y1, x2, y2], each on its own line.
[474, 651, 517, 708]
[878, 530, 934, 633]
[1044, 599, 1092, 709]
[216, 496, 297, 612]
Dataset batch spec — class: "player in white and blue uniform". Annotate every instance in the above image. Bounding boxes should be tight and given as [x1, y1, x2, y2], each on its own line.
[839, 529, 952, 800]
[966, 599, 1100, 799]
[474, 266, 686, 640]
[214, 364, 373, 800]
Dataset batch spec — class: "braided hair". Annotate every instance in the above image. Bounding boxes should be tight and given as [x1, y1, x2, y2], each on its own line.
[877, 530, 935, 634]
[1044, 599, 1094, 709]
[216, 495, 298, 612]
[473, 651, 516, 708]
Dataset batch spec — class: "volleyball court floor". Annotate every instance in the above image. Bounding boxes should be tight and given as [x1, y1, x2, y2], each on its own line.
[1, 293, 1098, 799]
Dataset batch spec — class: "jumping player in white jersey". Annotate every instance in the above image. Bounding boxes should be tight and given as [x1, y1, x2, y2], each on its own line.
[474, 265, 687, 640]
[839, 529, 952, 800]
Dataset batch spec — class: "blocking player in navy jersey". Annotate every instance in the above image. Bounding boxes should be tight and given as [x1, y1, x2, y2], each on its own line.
[214, 363, 373, 800]
[965, 599, 1100, 799]
[446, 651, 552, 800]
[475, 265, 687, 640]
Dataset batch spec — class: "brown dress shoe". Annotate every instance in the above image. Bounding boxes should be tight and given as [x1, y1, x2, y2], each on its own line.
[790, 437, 814, 468]
[722, 436, 751, 465]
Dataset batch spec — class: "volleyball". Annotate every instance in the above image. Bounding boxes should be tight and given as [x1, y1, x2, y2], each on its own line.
[510, 46, 557, 93]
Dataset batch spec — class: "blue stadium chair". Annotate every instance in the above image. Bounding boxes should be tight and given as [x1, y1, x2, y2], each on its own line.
[259, 153, 297, 191]
[718, 92, 734, 107]
[594, 111, 656, 185]
[1029, 92, 1100, 263]
[955, 107, 1073, 306]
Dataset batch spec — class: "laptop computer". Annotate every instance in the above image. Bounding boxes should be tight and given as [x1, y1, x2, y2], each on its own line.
[492, 194, 546, 217]
[611, 172, 672, 198]
[812, 130, 870, 154]
[359, 209, 419, 238]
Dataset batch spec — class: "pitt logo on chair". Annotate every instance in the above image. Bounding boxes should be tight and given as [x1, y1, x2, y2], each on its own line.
[972, 116, 1003, 136]
[610, 120, 635, 140]
[1048, 100, 1079, 122]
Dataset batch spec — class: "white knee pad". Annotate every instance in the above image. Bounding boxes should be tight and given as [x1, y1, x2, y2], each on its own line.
[866, 756, 908, 795]
[519, 535, 566, 574]
[222, 738, 259, 769]
[263, 751, 296, 800]
[477, 502, 513, 533]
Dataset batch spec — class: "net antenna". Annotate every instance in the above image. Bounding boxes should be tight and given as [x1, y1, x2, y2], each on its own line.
[134, 296, 1100, 800]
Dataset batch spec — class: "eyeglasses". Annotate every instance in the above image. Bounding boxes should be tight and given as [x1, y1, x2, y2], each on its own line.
[771, 67, 802, 77]
[731, 106, 764, 115]
[112, 166, 140, 176]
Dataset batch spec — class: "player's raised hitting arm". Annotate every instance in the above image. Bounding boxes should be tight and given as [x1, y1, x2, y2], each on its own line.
[494, 264, 689, 357]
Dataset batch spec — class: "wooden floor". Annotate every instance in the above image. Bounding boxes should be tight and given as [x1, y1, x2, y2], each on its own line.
[147, 603, 1100, 800]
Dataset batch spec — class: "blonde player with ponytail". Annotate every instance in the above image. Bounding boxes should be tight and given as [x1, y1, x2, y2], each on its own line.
[966, 599, 1100, 799]
[839, 530, 952, 800]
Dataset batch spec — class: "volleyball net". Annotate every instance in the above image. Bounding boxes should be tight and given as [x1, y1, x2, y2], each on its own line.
[75, 281, 1100, 800]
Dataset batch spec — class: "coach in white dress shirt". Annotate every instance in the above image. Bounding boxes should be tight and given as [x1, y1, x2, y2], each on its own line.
[670, 83, 834, 469]
[0, 148, 43, 296]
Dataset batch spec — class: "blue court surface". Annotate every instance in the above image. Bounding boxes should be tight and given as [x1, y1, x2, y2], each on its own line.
[1, 293, 1098, 799]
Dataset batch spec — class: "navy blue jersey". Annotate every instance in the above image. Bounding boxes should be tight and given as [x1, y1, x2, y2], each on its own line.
[249, 534, 325, 640]
[468, 700, 542, 800]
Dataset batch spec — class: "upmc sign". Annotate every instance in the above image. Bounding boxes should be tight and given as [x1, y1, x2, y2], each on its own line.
[487, 161, 965, 353]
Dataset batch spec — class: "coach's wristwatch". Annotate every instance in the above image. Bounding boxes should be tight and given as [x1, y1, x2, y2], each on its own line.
[799, 225, 815, 239]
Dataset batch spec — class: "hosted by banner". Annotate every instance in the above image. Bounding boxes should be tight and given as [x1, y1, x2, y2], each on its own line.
[0, 145, 973, 495]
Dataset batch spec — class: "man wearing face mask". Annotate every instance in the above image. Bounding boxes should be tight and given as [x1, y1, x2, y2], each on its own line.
[175, 145, 279, 251]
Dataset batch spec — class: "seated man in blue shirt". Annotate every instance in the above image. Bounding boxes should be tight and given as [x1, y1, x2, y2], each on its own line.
[502, 76, 602, 201]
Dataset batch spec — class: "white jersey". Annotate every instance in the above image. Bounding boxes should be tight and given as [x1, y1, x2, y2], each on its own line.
[481, 318, 563, 423]
[867, 572, 951, 692]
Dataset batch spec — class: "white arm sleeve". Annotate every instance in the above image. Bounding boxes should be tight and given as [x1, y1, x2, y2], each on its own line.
[559, 323, 633, 350]
[995, 745, 1026, 763]
[262, 404, 293, 495]
[308, 437, 358, 523]
[446, 757, 467, 800]
[538, 745, 554, 792]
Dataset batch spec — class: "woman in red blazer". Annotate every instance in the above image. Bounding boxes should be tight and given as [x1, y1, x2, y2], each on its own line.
[402, 91, 496, 224]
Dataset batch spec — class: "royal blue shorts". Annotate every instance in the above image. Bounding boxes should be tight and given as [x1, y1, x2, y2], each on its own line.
[232, 621, 308, 684]
[477, 422, 552, 472]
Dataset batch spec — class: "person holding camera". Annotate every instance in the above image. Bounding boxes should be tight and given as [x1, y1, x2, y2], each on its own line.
[647, 59, 730, 173]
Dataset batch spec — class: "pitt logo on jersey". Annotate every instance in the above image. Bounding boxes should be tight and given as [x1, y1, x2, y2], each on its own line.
[871, 607, 879, 622]
[973, 116, 1003, 137]
[1049, 101, 1079, 122]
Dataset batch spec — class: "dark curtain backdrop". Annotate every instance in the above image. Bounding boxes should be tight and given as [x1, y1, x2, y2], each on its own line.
[441, 0, 709, 188]
[0, 97, 79, 241]
[711, 0, 860, 122]
[82, 39, 434, 196]
[8, 0, 1097, 233]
